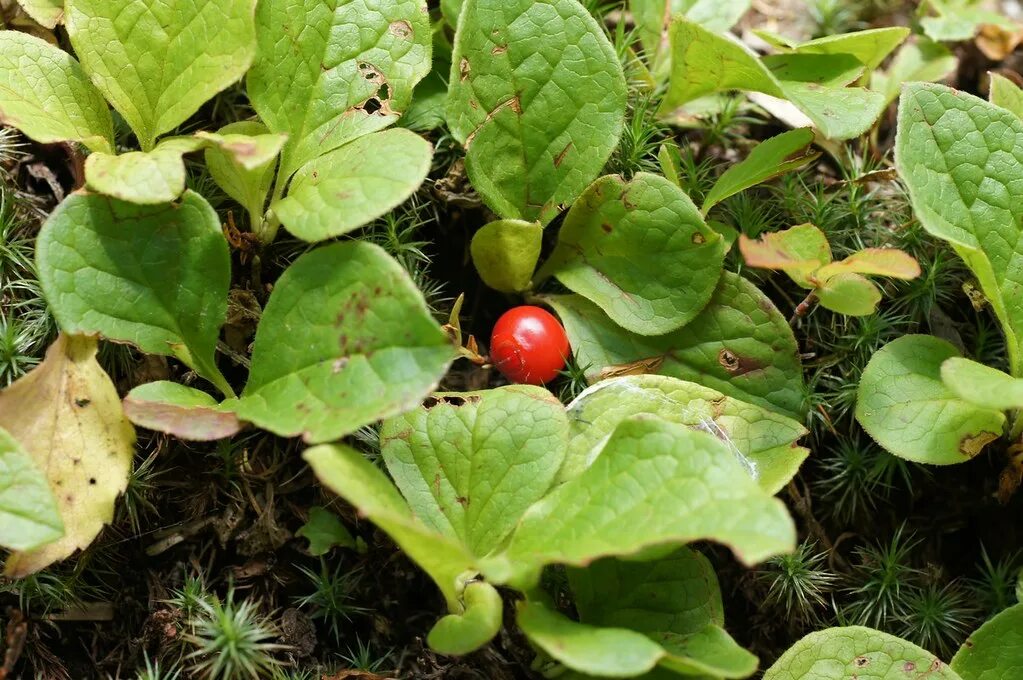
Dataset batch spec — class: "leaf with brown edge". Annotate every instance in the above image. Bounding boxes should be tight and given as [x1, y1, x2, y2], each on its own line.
[815, 249, 921, 280]
[0, 335, 135, 578]
[738, 224, 831, 288]
[123, 381, 242, 442]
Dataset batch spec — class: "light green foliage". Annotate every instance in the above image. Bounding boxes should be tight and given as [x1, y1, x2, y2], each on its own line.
[248, 0, 431, 184]
[273, 128, 432, 242]
[16, 0, 63, 28]
[0, 31, 113, 153]
[941, 358, 1023, 411]
[234, 242, 455, 443]
[740, 223, 920, 316]
[427, 581, 504, 655]
[780, 27, 910, 70]
[897, 83, 1023, 376]
[562, 375, 809, 493]
[546, 272, 806, 419]
[446, 0, 627, 224]
[380, 385, 568, 558]
[856, 335, 1005, 465]
[123, 381, 242, 442]
[204, 121, 284, 229]
[304, 443, 477, 611]
[470, 220, 543, 293]
[764, 626, 961, 679]
[490, 417, 795, 585]
[84, 138, 205, 205]
[660, 19, 889, 140]
[65, 0, 257, 151]
[539, 173, 725, 335]
[872, 38, 957, 107]
[295, 507, 358, 556]
[632, 0, 753, 74]
[35, 191, 233, 396]
[952, 603, 1023, 679]
[0, 426, 63, 552]
[989, 73, 1023, 119]
[920, 0, 1015, 42]
[701, 129, 820, 215]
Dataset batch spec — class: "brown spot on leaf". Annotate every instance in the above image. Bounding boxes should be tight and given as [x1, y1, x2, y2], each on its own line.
[600, 222, 612, 234]
[554, 142, 573, 168]
[692, 233, 705, 244]
[332, 358, 349, 374]
[89, 478, 97, 486]
[75, 398, 91, 408]
[389, 20, 413, 39]
[960, 431, 998, 458]
[460, 58, 471, 81]
[423, 395, 481, 409]
[854, 657, 869, 668]
[492, 45, 507, 55]
[456, 496, 469, 507]
[718, 349, 764, 376]
[903, 661, 916, 672]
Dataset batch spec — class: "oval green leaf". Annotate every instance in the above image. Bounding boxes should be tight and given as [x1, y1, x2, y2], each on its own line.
[941, 357, 1023, 411]
[123, 381, 242, 442]
[539, 173, 725, 336]
[446, 0, 627, 224]
[234, 242, 455, 443]
[470, 219, 543, 293]
[427, 581, 504, 656]
[856, 335, 1005, 465]
[951, 603, 1023, 680]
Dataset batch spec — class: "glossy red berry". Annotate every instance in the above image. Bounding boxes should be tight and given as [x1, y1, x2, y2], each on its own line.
[490, 306, 570, 385]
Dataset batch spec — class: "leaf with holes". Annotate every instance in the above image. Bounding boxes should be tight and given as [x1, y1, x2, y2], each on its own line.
[272, 128, 432, 242]
[0, 30, 113, 153]
[561, 375, 808, 493]
[483, 417, 795, 588]
[0, 335, 135, 578]
[0, 426, 63, 553]
[545, 272, 807, 419]
[35, 191, 233, 397]
[537, 173, 724, 335]
[123, 381, 242, 442]
[380, 385, 568, 558]
[248, 0, 432, 186]
[65, 0, 257, 151]
[233, 242, 455, 443]
[856, 335, 1005, 465]
[951, 603, 1023, 680]
[897, 83, 1023, 377]
[764, 626, 961, 680]
[447, 0, 627, 224]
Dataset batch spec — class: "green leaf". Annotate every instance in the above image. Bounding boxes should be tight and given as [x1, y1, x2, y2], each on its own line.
[855, 335, 1005, 465]
[702, 129, 820, 214]
[487, 417, 795, 587]
[951, 603, 1023, 680]
[655, 626, 758, 678]
[815, 273, 882, 316]
[660, 19, 885, 140]
[897, 83, 1023, 377]
[0, 426, 63, 553]
[632, 0, 753, 73]
[204, 121, 283, 230]
[738, 223, 832, 288]
[470, 219, 543, 293]
[427, 581, 504, 656]
[989, 73, 1023, 120]
[304, 443, 475, 611]
[562, 375, 809, 493]
[248, 0, 431, 185]
[234, 242, 454, 444]
[764, 626, 962, 680]
[123, 381, 242, 442]
[0, 31, 113, 153]
[941, 357, 1023, 411]
[446, 0, 627, 224]
[380, 385, 568, 558]
[787, 27, 910, 70]
[0, 335, 135, 578]
[84, 137, 204, 204]
[518, 601, 666, 677]
[920, 0, 1015, 42]
[815, 249, 921, 280]
[65, 0, 257, 151]
[538, 173, 724, 336]
[295, 506, 358, 556]
[16, 0, 64, 28]
[871, 38, 957, 107]
[546, 272, 807, 419]
[36, 191, 233, 397]
[273, 128, 432, 243]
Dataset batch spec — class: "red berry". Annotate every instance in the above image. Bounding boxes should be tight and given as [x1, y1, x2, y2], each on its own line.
[490, 306, 570, 385]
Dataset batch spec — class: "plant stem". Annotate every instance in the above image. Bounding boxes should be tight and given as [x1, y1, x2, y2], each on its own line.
[789, 291, 819, 326]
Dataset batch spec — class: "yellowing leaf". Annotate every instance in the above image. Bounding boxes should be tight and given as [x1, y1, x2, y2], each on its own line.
[816, 248, 921, 281]
[0, 335, 135, 578]
[815, 273, 882, 316]
[738, 224, 831, 288]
